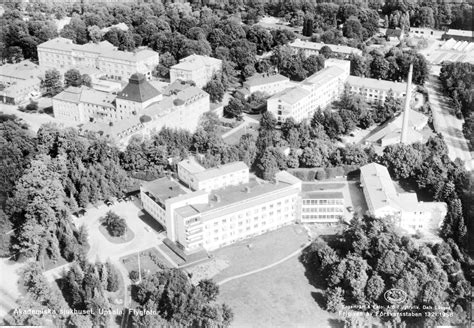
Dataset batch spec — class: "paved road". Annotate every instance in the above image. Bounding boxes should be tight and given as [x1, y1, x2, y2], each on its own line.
[216, 241, 312, 286]
[426, 75, 473, 171]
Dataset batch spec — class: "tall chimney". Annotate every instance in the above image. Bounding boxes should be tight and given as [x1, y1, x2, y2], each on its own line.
[400, 64, 413, 145]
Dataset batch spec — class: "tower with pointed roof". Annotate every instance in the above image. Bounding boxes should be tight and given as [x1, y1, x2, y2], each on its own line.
[115, 73, 162, 116]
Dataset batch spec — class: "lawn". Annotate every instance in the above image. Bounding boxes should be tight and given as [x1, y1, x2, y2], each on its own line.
[121, 247, 172, 276]
[98, 224, 135, 244]
[217, 254, 344, 328]
[211, 224, 309, 282]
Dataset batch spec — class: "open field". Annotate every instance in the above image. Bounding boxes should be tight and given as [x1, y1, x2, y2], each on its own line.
[211, 224, 309, 282]
[217, 254, 344, 328]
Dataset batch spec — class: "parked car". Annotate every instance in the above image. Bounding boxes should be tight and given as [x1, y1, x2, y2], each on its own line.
[105, 199, 113, 207]
[347, 206, 353, 212]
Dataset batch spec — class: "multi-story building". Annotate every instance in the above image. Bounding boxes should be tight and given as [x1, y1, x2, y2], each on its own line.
[360, 163, 446, 233]
[267, 65, 348, 123]
[442, 29, 474, 42]
[73, 78, 211, 148]
[170, 54, 222, 88]
[37, 37, 159, 81]
[289, 39, 362, 57]
[300, 187, 345, 224]
[116, 73, 162, 113]
[346, 76, 412, 104]
[52, 86, 117, 122]
[408, 27, 444, 39]
[0, 60, 45, 104]
[140, 162, 303, 253]
[243, 73, 290, 96]
[141, 177, 189, 228]
[177, 157, 249, 192]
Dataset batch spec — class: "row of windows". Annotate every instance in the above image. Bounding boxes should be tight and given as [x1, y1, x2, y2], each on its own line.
[302, 207, 344, 213]
[206, 206, 294, 228]
[205, 216, 291, 241]
[302, 214, 341, 220]
[303, 199, 344, 205]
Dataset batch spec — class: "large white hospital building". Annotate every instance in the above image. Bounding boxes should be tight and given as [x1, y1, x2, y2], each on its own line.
[141, 160, 302, 252]
[38, 37, 159, 81]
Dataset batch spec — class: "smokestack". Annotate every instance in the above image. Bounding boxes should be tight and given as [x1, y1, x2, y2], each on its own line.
[400, 64, 413, 145]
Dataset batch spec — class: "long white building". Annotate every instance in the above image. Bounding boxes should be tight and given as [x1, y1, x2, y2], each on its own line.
[267, 60, 349, 123]
[360, 163, 446, 233]
[141, 164, 302, 253]
[38, 37, 159, 81]
[243, 73, 290, 96]
[346, 76, 413, 104]
[170, 54, 222, 88]
[289, 39, 362, 57]
[177, 158, 249, 192]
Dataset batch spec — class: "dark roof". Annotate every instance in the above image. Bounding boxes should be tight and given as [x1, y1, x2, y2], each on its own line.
[143, 177, 187, 203]
[116, 73, 161, 103]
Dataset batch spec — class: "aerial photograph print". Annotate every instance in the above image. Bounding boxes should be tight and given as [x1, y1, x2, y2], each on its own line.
[0, 0, 473, 327]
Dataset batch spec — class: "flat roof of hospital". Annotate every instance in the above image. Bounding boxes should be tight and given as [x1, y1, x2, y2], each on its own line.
[175, 171, 300, 220]
[142, 177, 187, 203]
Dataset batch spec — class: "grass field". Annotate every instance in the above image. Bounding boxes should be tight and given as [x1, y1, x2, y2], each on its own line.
[211, 224, 309, 282]
[217, 254, 344, 328]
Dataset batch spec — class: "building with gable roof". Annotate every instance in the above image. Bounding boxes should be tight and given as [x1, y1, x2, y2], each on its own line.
[177, 157, 249, 192]
[243, 73, 290, 96]
[346, 75, 413, 104]
[116, 73, 162, 112]
[37, 37, 159, 81]
[267, 64, 349, 123]
[170, 54, 222, 88]
[289, 38, 362, 57]
[360, 163, 446, 233]
[0, 60, 46, 104]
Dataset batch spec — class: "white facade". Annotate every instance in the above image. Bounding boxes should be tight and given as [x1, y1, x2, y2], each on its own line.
[360, 163, 446, 233]
[177, 158, 250, 192]
[267, 65, 349, 123]
[38, 37, 159, 81]
[140, 165, 303, 253]
[243, 73, 290, 96]
[170, 54, 222, 88]
[301, 191, 345, 223]
[346, 76, 412, 104]
[52, 87, 117, 122]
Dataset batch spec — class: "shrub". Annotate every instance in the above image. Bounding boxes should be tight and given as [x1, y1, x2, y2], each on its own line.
[103, 211, 127, 237]
[316, 170, 327, 180]
[129, 270, 139, 282]
[106, 262, 120, 292]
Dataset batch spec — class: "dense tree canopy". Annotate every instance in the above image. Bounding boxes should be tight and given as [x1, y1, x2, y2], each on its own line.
[302, 216, 470, 326]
